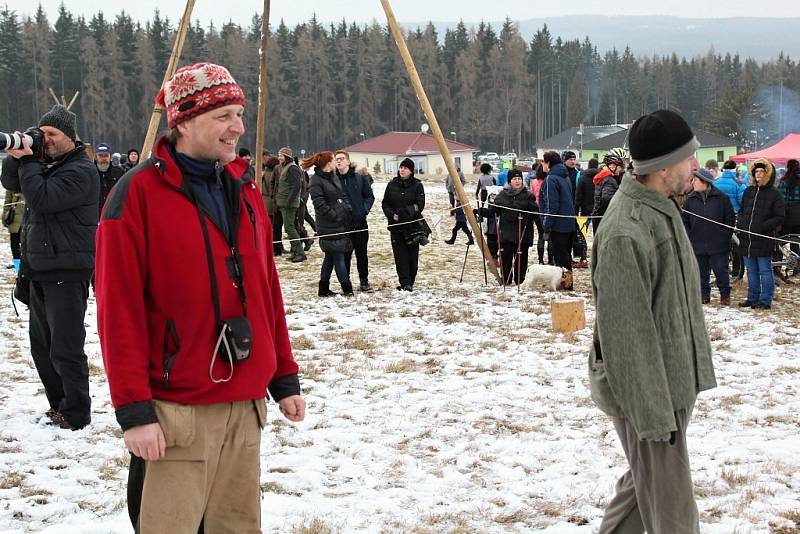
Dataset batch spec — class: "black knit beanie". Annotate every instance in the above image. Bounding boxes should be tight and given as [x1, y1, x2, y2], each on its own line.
[38, 105, 77, 141]
[628, 109, 699, 175]
[399, 158, 415, 172]
[507, 169, 523, 180]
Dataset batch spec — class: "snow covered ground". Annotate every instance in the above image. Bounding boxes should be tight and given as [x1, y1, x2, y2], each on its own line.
[0, 181, 798, 533]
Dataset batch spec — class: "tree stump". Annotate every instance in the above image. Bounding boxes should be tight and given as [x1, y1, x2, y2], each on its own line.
[551, 298, 586, 333]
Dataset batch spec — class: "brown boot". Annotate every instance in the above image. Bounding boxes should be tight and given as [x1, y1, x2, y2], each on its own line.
[702, 295, 710, 304]
[720, 295, 731, 306]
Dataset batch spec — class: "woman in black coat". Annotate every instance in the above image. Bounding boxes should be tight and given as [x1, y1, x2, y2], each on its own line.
[681, 169, 735, 304]
[303, 151, 354, 297]
[381, 158, 426, 291]
[736, 158, 786, 309]
[490, 169, 539, 285]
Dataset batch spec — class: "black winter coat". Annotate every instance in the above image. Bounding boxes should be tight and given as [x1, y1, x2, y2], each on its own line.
[737, 183, 786, 257]
[681, 185, 735, 256]
[1, 144, 99, 281]
[592, 171, 619, 219]
[381, 175, 425, 237]
[98, 164, 125, 214]
[337, 166, 374, 226]
[575, 168, 598, 216]
[308, 168, 352, 238]
[491, 185, 539, 246]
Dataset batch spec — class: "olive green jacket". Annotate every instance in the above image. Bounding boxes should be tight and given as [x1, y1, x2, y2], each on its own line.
[588, 176, 716, 440]
[275, 162, 302, 209]
[3, 190, 24, 233]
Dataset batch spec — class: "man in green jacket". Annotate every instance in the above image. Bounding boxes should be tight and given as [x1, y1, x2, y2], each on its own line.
[275, 146, 306, 262]
[589, 109, 717, 534]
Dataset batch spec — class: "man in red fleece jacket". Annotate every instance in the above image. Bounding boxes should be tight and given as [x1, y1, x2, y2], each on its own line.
[95, 62, 305, 533]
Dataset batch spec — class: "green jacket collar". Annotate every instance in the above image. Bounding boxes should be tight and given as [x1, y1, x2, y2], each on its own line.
[618, 175, 680, 219]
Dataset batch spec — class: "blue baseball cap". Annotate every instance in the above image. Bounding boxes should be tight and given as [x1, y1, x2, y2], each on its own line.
[96, 143, 111, 154]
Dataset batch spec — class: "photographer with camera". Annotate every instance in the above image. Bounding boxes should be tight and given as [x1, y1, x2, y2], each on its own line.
[0, 104, 99, 431]
[95, 63, 304, 533]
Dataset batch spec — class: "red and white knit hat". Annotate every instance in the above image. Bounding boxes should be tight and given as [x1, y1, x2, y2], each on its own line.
[155, 63, 246, 128]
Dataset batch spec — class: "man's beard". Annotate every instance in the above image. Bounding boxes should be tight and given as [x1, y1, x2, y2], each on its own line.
[97, 162, 110, 172]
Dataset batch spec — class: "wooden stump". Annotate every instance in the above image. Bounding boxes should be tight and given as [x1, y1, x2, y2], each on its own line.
[551, 298, 586, 333]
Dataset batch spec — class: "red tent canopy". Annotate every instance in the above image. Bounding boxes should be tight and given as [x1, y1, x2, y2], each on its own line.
[730, 133, 800, 166]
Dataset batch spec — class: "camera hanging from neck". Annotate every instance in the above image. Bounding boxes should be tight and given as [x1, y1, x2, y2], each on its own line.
[186, 167, 253, 383]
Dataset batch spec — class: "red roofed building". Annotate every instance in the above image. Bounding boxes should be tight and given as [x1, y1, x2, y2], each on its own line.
[341, 131, 479, 177]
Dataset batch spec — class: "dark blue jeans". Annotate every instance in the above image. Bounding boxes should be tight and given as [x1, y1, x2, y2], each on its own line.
[321, 252, 349, 286]
[695, 253, 731, 298]
[743, 255, 775, 305]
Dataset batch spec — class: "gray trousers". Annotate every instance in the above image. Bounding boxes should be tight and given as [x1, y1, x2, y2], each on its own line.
[599, 407, 699, 534]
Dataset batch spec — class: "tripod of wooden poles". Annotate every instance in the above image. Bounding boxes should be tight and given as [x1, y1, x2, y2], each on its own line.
[140, 0, 500, 284]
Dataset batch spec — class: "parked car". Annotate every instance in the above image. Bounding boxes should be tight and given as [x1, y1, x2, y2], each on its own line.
[501, 152, 517, 161]
[479, 152, 500, 163]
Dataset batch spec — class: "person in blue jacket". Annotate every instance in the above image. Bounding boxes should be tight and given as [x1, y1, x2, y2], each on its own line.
[496, 167, 509, 187]
[714, 160, 747, 213]
[682, 169, 735, 305]
[540, 150, 576, 289]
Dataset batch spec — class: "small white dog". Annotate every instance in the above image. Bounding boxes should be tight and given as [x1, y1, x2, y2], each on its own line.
[521, 264, 569, 291]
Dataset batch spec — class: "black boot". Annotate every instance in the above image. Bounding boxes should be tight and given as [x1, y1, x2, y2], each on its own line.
[318, 280, 337, 297]
[444, 228, 457, 245]
[466, 232, 474, 246]
[341, 280, 354, 296]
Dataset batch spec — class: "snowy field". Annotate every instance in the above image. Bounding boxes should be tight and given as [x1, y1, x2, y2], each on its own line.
[0, 180, 799, 533]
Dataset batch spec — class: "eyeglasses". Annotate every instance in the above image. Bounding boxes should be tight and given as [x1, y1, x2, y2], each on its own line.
[334, 157, 346, 161]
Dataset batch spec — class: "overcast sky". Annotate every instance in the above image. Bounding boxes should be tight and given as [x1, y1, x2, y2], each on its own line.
[28, 0, 800, 27]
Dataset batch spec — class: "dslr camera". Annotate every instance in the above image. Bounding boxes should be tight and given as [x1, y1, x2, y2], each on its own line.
[0, 127, 45, 159]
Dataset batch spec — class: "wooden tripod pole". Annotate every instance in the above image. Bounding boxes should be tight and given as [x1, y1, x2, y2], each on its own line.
[254, 0, 271, 190]
[379, 0, 501, 283]
[140, 0, 197, 158]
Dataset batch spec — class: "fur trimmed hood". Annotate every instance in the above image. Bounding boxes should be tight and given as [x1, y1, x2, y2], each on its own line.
[748, 157, 776, 187]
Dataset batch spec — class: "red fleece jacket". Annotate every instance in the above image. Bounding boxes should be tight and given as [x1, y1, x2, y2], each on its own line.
[96, 137, 299, 429]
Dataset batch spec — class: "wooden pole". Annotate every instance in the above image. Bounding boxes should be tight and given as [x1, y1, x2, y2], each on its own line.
[66, 91, 80, 111]
[140, 0, 197, 158]
[254, 0, 271, 190]
[379, 0, 500, 283]
[48, 88, 60, 106]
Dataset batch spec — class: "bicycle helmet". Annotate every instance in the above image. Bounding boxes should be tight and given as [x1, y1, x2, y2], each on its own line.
[603, 149, 625, 167]
[609, 147, 628, 159]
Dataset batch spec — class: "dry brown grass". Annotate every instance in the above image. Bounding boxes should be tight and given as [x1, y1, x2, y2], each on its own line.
[261, 480, 303, 497]
[336, 330, 375, 351]
[721, 467, 750, 487]
[292, 335, 316, 350]
[98, 454, 128, 481]
[385, 358, 418, 373]
[493, 508, 530, 524]
[0, 471, 26, 490]
[290, 518, 340, 534]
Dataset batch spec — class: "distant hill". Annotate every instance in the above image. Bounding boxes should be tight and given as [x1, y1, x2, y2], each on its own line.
[403, 16, 800, 61]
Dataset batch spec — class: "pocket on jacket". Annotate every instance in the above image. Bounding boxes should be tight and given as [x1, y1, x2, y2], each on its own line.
[153, 400, 204, 460]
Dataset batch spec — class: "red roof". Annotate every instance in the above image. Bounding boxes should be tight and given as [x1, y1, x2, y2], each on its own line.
[342, 132, 479, 156]
[730, 133, 800, 165]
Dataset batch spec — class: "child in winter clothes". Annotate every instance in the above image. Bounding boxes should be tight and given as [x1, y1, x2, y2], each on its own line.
[444, 199, 474, 245]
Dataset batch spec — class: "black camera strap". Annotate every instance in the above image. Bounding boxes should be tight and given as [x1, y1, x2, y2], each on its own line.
[184, 168, 250, 383]
[189, 168, 247, 326]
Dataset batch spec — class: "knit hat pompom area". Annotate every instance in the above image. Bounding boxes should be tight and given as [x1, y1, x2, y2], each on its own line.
[38, 104, 77, 141]
[156, 62, 246, 128]
[628, 109, 700, 175]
